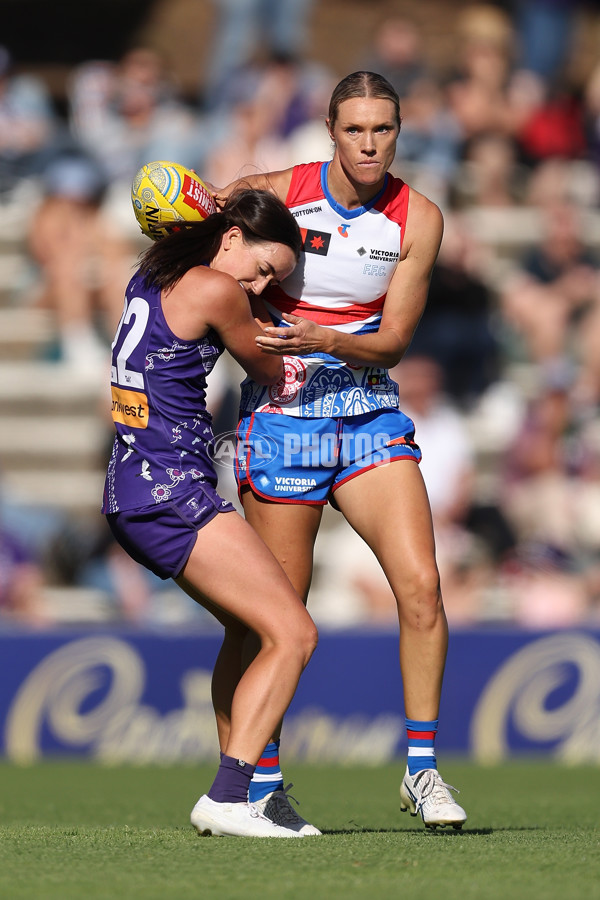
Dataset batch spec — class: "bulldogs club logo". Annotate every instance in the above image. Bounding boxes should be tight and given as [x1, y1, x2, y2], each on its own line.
[269, 357, 307, 405]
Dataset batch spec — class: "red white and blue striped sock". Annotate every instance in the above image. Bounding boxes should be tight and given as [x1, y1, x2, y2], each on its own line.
[406, 717, 438, 776]
[248, 740, 284, 803]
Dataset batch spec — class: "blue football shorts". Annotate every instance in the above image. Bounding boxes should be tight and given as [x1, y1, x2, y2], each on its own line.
[106, 481, 236, 579]
[235, 408, 421, 505]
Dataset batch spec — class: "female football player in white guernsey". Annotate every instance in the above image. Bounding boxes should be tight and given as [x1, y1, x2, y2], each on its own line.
[213, 71, 467, 832]
[103, 189, 319, 837]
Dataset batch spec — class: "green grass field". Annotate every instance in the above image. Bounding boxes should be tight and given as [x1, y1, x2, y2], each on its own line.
[0, 761, 598, 900]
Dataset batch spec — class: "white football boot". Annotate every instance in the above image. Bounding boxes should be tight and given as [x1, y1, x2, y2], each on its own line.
[190, 795, 304, 837]
[253, 783, 322, 836]
[400, 768, 467, 830]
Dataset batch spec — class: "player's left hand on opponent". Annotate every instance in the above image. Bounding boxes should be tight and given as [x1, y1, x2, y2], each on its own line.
[255, 313, 323, 355]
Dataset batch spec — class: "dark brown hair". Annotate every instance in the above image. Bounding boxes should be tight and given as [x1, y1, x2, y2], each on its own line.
[137, 188, 302, 291]
[328, 71, 401, 130]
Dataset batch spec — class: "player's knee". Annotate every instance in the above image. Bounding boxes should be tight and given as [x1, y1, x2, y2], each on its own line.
[406, 562, 440, 599]
[271, 610, 318, 669]
[398, 566, 442, 629]
[298, 616, 319, 668]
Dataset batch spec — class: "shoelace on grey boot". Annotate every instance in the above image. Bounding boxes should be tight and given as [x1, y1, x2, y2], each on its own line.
[262, 783, 303, 825]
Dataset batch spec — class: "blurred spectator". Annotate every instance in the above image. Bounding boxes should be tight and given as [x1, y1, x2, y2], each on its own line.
[515, 77, 587, 166]
[503, 362, 600, 546]
[407, 213, 501, 408]
[27, 152, 108, 369]
[360, 16, 430, 100]
[69, 48, 203, 184]
[505, 545, 591, 627]
[0, 480, 53, 628]
[451, 131, 526, 209]
[393, 74, 463, 205]
[505, 0, 592, 169]
[203, 54, 306, 186]
[0, 522, 50, 627]
[203, 52, 334, 186]
[503, 363, 578, 549]
[203, 0, 315, 109]
[525, 154, 599, 209]
[500, 362, 600, 624]
[285, 63, 338, 165]
[445, 4, 516, 147]
[499, 198, 600, 396]
[0, 44, 58, 194]
[0, 44, 61, 243]
[356, 17, 461, 203]
[511, 0, 583, 82]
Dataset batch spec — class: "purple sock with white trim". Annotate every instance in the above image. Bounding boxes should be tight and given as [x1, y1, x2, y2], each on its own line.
[208, 754, 256, 803]
[406, 717, 438, 776]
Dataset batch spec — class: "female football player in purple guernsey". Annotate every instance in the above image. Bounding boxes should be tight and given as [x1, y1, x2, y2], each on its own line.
[102, 189, 318, 837]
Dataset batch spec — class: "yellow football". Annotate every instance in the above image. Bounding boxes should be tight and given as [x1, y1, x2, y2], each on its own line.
[131, 160, 217, 241]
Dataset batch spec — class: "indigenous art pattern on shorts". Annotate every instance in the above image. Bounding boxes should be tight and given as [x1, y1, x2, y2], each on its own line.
[236, 408, 421, 504]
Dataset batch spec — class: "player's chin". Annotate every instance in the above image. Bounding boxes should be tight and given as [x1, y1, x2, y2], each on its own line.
[355, 163, 387, 183]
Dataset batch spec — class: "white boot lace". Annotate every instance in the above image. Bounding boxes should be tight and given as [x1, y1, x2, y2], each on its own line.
[414, 770, 460, 813]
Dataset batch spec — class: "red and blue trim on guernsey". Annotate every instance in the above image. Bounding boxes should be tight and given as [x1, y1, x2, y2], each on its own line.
[263, 160, 409, 331]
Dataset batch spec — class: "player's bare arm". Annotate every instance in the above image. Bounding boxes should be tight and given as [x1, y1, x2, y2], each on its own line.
[250, 295, 276, 331]
[256, 190, 444, 367]
[162, 267, 284, 385]
[214, 169, 294, 206]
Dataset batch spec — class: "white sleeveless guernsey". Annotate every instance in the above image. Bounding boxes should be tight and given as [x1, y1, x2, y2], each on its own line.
[239, 160, 410, 418]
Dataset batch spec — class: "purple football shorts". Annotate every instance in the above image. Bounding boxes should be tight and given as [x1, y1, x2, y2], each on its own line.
[106, 481, 236, 579]
[235, 407, 421, 505]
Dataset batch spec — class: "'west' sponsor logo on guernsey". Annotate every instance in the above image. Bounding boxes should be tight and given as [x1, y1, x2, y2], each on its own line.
[111, 387, 149, 428]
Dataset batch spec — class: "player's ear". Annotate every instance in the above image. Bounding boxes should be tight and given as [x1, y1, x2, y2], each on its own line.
[325, 119, 334, 142]
[222, 226, 242, 250]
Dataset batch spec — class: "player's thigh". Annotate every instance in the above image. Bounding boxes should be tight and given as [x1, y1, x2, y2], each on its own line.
[179, 510, 311, 640]
[334, 459, 439, 589]
[241, 487, 323, 602]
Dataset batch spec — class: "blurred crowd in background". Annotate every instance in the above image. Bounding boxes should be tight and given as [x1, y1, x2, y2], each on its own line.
[2, 0, 600, 631]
